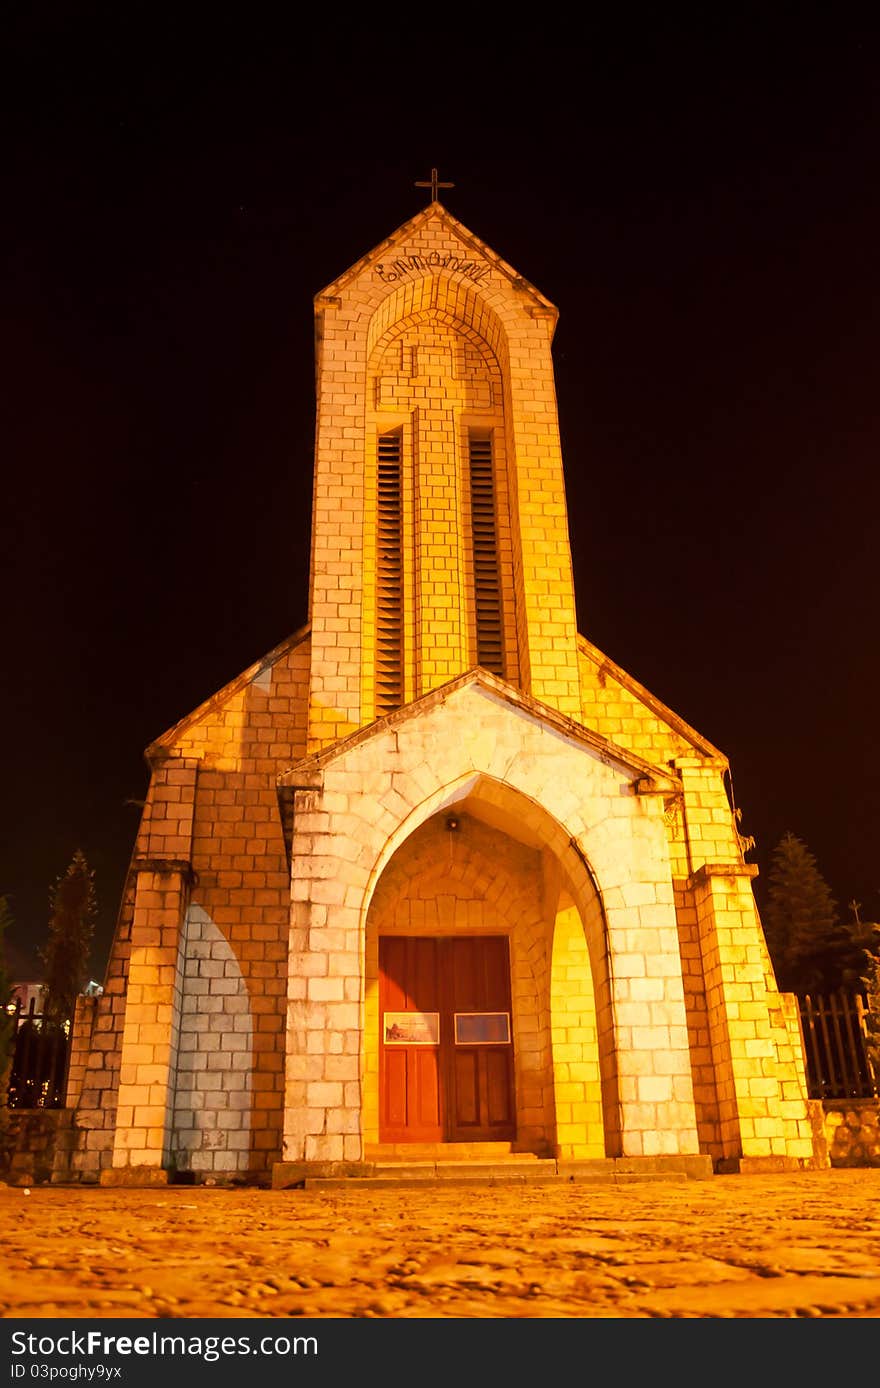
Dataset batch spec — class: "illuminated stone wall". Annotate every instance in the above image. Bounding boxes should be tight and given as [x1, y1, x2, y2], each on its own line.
[307, 203, 583, 751]
[68, 203, 824, 1183]
[170, 905, 253, 1175]
[280, 674, 703, 1166]
[819, 1100, 880, 1167]
[69, 633, 309, 1181]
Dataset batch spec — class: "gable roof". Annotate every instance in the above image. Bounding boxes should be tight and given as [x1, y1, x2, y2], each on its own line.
[576, 633, 726, 762]
[316, 201, 558, 322]
[278, 665, 680, 790]
[146, 623, 311, 764]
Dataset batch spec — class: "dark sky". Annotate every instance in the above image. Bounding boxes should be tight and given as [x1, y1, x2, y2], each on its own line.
[2, 11, 879, 979]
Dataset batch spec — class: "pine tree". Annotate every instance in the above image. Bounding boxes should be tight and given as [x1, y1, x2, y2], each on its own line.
[0, 896, 15, 1110]
[40, 852, 96, 1027]
[762, 832, 857, 993]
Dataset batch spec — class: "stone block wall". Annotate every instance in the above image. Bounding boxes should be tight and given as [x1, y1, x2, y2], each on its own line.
[281, 673, 704, 1167]
[307, 204, 583, 753]
[364, 314, 519, 710]
[68, 874, 136, 1179]
[59, 202, 826, 1185]
[112, 857, 191, 1169]
[64, 995, 99, 1108]
[820, 1100, 880, 1166]
[170, 905, 253, 1174]
[577, 638, 818, 1170]
[0, 1110, 74, 1185]
[550, 901, 606, 1159]
[577, 637, 696, 766]
[70, 631, 310, 1181]
[689, 865, 815, 1166]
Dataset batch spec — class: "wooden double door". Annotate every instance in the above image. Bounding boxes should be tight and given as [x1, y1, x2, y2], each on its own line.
[379, 934, 515, 1143]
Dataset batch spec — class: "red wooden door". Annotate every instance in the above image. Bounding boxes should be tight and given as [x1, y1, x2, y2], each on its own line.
[379, 935, 514, 1143]
[379, 936, 443, 1142]
[445, 934, 515, 1141]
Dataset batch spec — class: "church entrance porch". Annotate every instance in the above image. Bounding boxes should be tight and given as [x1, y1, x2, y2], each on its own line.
[279, 686, 722, 1175]
[360, 781, 621, 1164]
[379, 934, 515, 1144]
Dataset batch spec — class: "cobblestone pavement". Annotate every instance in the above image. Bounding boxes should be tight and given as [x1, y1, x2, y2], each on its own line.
[1, 1170, 878, 1320]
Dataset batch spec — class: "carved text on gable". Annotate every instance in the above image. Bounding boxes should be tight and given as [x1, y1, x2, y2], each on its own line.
[375, 251, 490, 284]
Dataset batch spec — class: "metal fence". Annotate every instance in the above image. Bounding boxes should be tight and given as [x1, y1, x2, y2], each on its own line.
[797, 990, 878, 1100]
[4, 989, 877, 1109]
[5, 999, 69, 1109]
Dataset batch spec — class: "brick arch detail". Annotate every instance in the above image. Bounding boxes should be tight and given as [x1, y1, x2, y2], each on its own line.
[368, 307, 503, 385]
[363, 812, 561, 1153]
[365, 274, 509, 368]
[356, 775, 623, 1158]
[284, 694, 701, 1164]
[364, 299, 518, 701]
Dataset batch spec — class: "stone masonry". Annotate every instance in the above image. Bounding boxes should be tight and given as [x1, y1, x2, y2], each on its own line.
[59, 202, 823, 1183]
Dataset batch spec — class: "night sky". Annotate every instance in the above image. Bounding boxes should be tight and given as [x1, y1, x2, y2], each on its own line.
[2, 12, 878, 980]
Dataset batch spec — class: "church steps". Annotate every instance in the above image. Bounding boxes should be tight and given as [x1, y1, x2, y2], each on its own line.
[295, 1154, 713, 1189]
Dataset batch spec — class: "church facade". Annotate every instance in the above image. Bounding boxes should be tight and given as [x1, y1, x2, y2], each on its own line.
[68, 203, 822, 1183]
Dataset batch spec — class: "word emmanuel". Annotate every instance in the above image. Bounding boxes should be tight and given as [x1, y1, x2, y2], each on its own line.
[376, 250, 489, 284]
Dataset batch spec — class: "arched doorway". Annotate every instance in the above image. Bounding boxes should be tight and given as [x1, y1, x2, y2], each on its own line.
[361, 777, 619, 1159]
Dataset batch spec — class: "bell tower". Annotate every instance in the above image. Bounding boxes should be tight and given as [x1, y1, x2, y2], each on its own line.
[306, 202, 582, 751]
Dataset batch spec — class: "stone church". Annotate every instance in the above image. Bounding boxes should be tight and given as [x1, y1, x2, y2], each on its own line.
[65, 199, 822, 1183]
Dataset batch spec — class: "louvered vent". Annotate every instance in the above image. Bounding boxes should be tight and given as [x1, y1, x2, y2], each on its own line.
[469, 433, 504, 677]
[376, 432, 403, 714]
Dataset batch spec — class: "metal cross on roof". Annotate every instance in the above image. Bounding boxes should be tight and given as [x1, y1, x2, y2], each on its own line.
[415, 167, 454, 202]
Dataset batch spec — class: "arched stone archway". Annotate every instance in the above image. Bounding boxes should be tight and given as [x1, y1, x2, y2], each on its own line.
[361, 794, 618, 1159]
[280, 675, 702, 1168]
